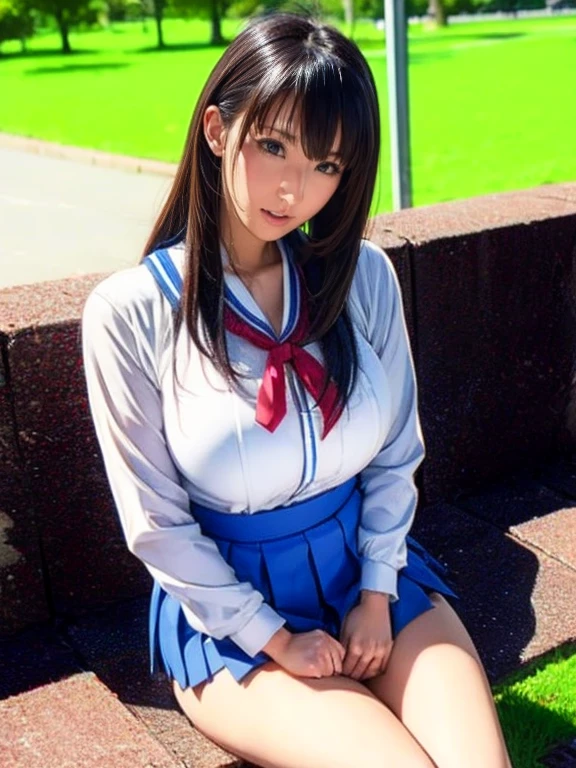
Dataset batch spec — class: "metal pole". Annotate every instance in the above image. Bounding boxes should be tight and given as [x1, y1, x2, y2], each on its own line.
[384, 0, 412, 209]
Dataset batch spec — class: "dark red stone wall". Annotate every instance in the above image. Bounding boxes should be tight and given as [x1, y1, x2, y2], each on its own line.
[370, 184, 576, 503]
[0, 277, 150, 634]
[1, 183, 575, 634]
[0, 339, 49, 632]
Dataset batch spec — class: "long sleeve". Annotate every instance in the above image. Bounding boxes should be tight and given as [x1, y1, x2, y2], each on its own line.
[351, 242, 425, 601]
[82, 283, 285, 657]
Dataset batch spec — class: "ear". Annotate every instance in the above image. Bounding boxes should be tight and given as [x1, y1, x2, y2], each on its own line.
[203, 105, 226, 157]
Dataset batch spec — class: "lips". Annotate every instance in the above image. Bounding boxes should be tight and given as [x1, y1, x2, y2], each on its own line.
[261, 208, 292, 227]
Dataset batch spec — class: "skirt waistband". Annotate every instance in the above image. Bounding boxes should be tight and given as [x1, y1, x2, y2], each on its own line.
[191, 477, 358, 543]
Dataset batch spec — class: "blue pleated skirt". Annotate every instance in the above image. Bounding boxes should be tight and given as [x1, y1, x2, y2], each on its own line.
[149, 478, 456, 690]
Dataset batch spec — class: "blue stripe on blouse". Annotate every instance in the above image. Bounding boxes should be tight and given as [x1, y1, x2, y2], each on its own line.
[143, 251, 181, 311]
[157, 248, 184, 296]
[224, 285, 276, 340]
[280, 255, 300, 342]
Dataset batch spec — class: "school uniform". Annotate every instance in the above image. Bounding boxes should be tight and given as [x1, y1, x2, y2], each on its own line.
[82, 237, 454, 691]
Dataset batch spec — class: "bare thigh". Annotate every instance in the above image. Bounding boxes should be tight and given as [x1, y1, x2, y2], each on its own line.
[173, 662, 435, 768]
[367, 594, 512, 768]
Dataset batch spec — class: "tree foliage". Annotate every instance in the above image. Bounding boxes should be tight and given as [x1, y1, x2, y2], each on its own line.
[0, 0, 33, 50]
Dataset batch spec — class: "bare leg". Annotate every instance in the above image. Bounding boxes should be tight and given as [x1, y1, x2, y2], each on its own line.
[173, 662, 436, 768]
[367, 594, 512, 768]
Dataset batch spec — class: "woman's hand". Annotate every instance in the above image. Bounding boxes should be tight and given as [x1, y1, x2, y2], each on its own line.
[263, 627, 345, 679]
[340, 591, 393, 681]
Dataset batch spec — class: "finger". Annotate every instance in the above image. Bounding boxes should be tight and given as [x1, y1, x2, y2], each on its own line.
[330, 637, 346, 661]
[341, 645, 359, 677]
[347, 652, 375, 681]
[320, 637, 336, 677]
[360, 655, 387, 681]
[315, 650, 333, 678]
[329, 645, 343, 676]
[379, 643, 393, 674]
[311, 632, 333, 678]
[342, 642, 367, 677]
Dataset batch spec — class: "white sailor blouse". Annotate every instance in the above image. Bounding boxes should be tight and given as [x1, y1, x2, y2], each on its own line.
[82, 238, 425, 659]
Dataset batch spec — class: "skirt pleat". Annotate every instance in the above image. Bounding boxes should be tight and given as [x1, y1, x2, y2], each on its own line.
[158, 589, 189, 687]
[260, 536, 320, 619]
[304, 517, 359, 628]
[226, 541, 268, 602]
[149, 480, 457, 690]
[202, 636, 226, 678]
[183, 632, 208, 689]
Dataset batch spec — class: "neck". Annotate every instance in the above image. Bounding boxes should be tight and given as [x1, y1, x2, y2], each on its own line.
[220, 207, 280, 275]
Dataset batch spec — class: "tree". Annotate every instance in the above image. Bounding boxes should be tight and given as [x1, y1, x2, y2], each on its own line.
[30, 0, 100, 52]
[428, 0, 447, 24]
[169, 0, 226, 45]
[0, 0, 33, 52]
[152, 0, 165, 47]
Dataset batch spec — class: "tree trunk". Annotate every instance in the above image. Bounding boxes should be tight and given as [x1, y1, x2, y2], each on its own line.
[154, 0, 164, 49]
[55, 10, 72, 53]
[428, 0, 447, 26]
[342, 0, 354, 29]
[210, 0, 223, 46]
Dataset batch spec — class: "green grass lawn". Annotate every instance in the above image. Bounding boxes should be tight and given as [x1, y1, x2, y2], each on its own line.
[495, 643, 576, 768]
[0, 15, 575, 213]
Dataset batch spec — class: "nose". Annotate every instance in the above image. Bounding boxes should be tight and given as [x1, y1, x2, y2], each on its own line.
[277, 166, 307, 209]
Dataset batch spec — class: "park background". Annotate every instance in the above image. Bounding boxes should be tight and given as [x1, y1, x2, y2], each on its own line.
[1, 0, 576, 213]
[1, 2, 576, 767]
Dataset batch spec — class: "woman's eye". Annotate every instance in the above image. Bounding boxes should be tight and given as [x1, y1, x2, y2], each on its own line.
[259, 139, 285, 157]
[316, 161, 341, 176]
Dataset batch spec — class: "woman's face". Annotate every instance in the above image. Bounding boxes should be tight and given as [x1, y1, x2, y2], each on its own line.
[206, 101, 344, 248]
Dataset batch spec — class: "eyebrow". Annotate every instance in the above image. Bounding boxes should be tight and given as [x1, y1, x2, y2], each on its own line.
[263, 125, 342, 160]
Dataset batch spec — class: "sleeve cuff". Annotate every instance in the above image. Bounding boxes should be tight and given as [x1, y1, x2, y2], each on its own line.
[361, 560, 399, 601]
[228, 604, 286, 658]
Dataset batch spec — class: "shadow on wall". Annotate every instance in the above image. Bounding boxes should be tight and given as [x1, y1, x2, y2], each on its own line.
[1, 185, 576, 702]
[412, 503, 538, 682]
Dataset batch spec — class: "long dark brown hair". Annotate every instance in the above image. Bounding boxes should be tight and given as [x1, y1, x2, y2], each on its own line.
[143, 12, 380, 408]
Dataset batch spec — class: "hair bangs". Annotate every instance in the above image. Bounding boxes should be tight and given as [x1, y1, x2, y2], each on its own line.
[235, 51, 372, 170]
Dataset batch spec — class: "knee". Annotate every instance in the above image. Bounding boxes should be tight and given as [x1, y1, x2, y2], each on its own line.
[367, 752, 435, 768]
[350, 740, 435, 768]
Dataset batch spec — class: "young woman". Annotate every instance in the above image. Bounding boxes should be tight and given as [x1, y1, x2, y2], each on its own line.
[82, 12, 512, 768]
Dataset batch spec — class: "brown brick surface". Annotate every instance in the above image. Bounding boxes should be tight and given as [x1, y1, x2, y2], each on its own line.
[371, 184, 576, 244]
[65, 599, 247, 768]
[383, 218, 576, 503]
[0, 673, 181, 768]
[0, 341, 49, 634]
[512, 507, 576, 571]
[6, 321, 150, 615]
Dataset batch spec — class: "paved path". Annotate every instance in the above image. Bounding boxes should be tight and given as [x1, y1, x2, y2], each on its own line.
[0, 146, 174, 288]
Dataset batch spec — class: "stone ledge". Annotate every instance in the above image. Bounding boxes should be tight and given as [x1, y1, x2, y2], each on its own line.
[370, 182, 576, 245]
[0, 672, 182, 768]
[1, 183, 576, 631]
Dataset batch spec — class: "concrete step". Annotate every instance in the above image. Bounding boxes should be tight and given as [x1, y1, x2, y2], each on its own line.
[1, 466, 575, 767]
[0, 672, 182, 768]
[0, 624, 244, 768]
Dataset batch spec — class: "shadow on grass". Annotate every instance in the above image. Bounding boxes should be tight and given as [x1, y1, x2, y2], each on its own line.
[409, 31, 527, 44]
[355, 30, 526, 51]
[136, 40, 229, 53]
[0, 48, 99, 60]
[363, 48, 456, 64]
[496, 687, 576, 768]
[25, 62, 131, 75]
[354, 32, 526, 61]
